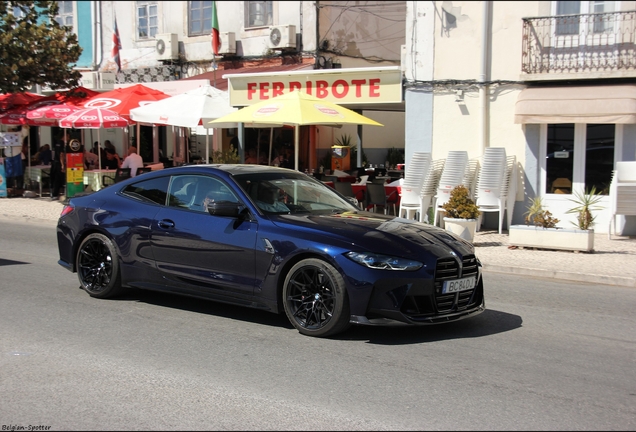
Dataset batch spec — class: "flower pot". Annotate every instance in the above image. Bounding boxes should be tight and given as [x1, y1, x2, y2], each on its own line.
[443, 217, 478, 242]
[509, 225, 594, 252]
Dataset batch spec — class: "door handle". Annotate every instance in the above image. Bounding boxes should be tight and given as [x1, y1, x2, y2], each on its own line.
[158, 219, 175, 229]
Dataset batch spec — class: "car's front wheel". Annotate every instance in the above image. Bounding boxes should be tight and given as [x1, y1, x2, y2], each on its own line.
[283, 258, 351, 337]
[76, 233, 122, 299]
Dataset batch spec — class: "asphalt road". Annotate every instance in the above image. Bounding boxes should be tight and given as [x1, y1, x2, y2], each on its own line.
[1, 220, 635, 431]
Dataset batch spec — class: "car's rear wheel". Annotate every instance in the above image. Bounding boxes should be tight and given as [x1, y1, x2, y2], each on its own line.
[76, 233, 122, 299]
[283, 258, 351, 337]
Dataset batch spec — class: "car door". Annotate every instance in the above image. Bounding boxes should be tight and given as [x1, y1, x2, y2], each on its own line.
[149, 174, 258, 296]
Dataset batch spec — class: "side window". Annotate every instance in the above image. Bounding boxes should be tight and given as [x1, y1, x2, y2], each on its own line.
[167, 175, 239, 212]
[121, 176, 170, 205]
[168, 175, 198, 208]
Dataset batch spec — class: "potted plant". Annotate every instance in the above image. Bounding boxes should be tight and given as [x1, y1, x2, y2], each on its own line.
[441, 185, 481, 242]
[509, 192, 599, 252]
[565, 186, 603, 230]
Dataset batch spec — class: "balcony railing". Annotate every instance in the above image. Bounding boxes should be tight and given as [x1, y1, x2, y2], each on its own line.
[522, 11, 636, 75]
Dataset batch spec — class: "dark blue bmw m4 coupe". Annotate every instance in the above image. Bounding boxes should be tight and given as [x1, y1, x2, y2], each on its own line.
[56, 164, 484, 337]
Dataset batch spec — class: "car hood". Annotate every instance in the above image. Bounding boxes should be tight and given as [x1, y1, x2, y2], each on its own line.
[270, 211, 475, 257]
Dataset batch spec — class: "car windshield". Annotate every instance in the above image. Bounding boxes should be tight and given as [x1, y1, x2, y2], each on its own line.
[234, 172, 358, 215]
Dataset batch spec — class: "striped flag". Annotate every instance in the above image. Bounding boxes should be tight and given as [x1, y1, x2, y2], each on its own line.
[112, 16, 122, 73]
[211, 1, 220, 56]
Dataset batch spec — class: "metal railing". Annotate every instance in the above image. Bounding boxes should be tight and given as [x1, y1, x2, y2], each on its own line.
[522, 11, 636, 74]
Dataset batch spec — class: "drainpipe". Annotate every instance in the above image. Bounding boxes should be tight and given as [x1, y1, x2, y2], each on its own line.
[479, 1, 491, 153]
[95, 2, 103, 68]
[315, 1, 320, 68]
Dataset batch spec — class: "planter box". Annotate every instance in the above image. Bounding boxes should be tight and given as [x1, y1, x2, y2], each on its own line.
[509, 225, 594, 252]
[444, 217, 478, 243]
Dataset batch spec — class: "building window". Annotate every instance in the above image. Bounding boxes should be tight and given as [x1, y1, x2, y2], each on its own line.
[137, 1, 158, 39]
[545, 123, 615, 195]
[55, 1, 74, 27]
[189, 1, 212, 36]
[246, 1, 272, 28]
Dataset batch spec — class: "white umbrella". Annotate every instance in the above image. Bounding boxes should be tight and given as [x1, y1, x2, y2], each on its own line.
[130, 85, 280, 163]
[130, 85, 239, 163]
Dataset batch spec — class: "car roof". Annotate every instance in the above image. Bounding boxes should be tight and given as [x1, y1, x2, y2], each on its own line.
[161, 164, 301, 176]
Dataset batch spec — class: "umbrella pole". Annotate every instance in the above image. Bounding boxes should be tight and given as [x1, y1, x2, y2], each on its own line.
[205, 128, 209, 163]
[294, 126, 299, 171]
[268, 127, 273, 165]
[256, 129, 261, 164]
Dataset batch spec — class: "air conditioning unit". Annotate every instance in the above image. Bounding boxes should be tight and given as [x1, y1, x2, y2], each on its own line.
[155, 33, 179, 60]
[268, 24, 296, 49]
[218, 32, 236, 55]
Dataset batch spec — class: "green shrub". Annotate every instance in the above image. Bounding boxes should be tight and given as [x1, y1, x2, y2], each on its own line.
[441, 185, 480, 219]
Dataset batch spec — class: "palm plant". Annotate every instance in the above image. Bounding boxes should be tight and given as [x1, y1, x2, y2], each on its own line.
[565, 186, 604, 230]
[524, 196, 559, 228]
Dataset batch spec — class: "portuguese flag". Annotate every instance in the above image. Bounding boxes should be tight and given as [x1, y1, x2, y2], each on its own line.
[211, 1, 220, 55]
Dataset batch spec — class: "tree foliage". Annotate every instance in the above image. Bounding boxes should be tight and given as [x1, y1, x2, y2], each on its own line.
[0, 1, 82, 93]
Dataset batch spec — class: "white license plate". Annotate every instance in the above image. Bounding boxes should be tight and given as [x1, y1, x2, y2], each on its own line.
[442, 276, 476, 294]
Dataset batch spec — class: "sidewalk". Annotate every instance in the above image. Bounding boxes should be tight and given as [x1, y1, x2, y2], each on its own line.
[474, 228, 636, 288]
[2, 196, 636, 288]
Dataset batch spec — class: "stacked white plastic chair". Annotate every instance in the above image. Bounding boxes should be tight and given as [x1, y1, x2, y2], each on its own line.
[609, 161, 636, 239]
[419, 159, 446, 223]
[433, 151, 470, 227]
[398, 152, 432, 221]
[474, 147, 510, 234]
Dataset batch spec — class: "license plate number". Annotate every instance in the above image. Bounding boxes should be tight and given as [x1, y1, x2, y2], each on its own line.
[442, 276, 476, 294]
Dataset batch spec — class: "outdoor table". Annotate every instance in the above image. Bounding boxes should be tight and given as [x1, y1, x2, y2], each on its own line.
[83, 169, 116, 192]
[24, 164, 51, 197]
[144, 162, 164, 171]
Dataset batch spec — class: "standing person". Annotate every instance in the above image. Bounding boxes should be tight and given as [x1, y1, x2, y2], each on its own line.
[121, 146, 144, 176]
[50, 140, 66, 201]
[104, 140, 116, 154]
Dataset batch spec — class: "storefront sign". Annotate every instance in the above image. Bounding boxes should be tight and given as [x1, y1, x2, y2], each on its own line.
[226, 67, 402, 106]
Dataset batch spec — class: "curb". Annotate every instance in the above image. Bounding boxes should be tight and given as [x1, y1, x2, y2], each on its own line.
[482, 264, 636, 288]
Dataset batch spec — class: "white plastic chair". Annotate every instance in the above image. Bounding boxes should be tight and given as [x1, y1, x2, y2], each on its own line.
[399, 152, 432, 220]
[476, 153, 517, 234]
[433, 151, 470, 227]
[420, 159, 445, 223]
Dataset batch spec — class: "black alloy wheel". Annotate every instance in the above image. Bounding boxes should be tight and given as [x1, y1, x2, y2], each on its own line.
[76, 233, 122, 299]
[283, 258, 351, 337]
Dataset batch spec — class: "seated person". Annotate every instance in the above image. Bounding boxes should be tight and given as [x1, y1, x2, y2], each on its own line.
[245, 147, 258, 164]
[254, 184, 289, 213]
[121, 146, 144, 177]
[84, 148, 99, 170]
[39, 144, 52, 165]
[102, 148, 121, 169]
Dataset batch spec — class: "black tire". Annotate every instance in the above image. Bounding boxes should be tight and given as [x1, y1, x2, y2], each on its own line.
[283, 258, 351, 337]
[76, 233, 123, 299]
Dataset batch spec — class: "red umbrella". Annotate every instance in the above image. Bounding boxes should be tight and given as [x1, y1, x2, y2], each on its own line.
[0, 87, 101, 126]
[81, 83, 171, 121]
[59, 107, 130, 166]
[26, 104, 82, 126]
[59, 107, 130, 129]
[0, 92, 43, 111]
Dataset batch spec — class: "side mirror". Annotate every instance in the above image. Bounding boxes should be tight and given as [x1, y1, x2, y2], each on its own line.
[207, 201, 244, 218]
[347, 197, 359, 207]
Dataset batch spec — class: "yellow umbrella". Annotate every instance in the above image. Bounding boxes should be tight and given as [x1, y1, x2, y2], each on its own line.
[208, 90, 383, 170]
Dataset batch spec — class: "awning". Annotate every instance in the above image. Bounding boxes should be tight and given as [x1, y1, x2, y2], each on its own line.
[514, 85, 636, 124]
[181, 58, 315, 92]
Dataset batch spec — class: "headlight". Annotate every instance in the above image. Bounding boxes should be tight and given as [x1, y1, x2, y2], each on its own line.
[345, 252, 423, 271]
